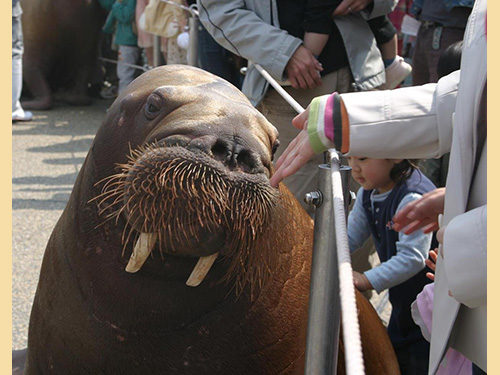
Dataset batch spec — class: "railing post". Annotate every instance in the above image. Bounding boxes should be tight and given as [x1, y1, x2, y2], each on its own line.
[304, 161, 351, 375]
[187, 16, 199, 67]
[153, 35, 162, 67]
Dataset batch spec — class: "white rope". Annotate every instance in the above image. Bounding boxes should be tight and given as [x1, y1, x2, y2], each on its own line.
[253, 64, 305, 114]
[251, 62, 365, 374]
[252, 62, 365, 374]
[329, 150, 365, 375]
[98, 57, 151, 72]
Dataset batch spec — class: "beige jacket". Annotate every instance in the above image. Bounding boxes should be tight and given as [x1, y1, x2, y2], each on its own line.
[339, 0, 487, 372]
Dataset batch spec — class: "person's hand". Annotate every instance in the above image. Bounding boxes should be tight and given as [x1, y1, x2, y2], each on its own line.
[270, 129, 315, 187]
[425, 246, 452, 296]
[353, 271, 373, 292]
[392, 188, 446, 234]
[332, 0, 373, 16]
[425, 248, 438, 281]
[285, 45, 323, 90]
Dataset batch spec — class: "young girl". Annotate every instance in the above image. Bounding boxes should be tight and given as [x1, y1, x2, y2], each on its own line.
[347, 156, 436, 375]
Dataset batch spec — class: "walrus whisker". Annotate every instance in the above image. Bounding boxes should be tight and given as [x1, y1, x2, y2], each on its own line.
[95, 191, 126, 213]
[122, 205, 141, 244]
[122, 213, 150, 258]
[93, 142, 286, 292]
[94, 213, 122, 230]
[93, 173, 125, 191]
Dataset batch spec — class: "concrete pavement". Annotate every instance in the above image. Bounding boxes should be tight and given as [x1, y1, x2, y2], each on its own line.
[12, 97, 114, 349]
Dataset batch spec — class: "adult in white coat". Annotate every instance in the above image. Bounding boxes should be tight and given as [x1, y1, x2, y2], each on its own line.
[270, 0, 487, 373]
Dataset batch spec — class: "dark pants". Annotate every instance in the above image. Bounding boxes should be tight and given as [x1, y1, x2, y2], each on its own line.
[413, 24, 463, 186]
[197, 24, 243, 89]
[395, 339, 430, 375]
[412, 25, 465, 85]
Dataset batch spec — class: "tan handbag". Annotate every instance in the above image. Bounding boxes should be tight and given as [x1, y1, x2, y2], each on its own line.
[142, 0, 184, 38]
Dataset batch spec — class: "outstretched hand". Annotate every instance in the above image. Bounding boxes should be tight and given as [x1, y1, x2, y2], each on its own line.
[392, 188, 446, 234]
[270, 107, 315, 187]
[270, 130, 315, 187]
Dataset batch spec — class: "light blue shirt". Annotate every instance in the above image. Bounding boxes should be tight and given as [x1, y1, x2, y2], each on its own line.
[348, 188, 432, 293]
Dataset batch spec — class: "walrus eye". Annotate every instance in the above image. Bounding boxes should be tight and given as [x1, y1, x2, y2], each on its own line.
[144, 94, 162, 119]
[271, 140, 280, 159]
[147, 103, 159, 113]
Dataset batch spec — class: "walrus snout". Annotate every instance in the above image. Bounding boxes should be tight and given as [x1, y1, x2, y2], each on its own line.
[96, 142, 283, 288]
[184, 134, 267, 176]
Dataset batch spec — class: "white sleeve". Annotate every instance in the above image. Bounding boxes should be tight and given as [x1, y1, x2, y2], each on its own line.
[340, 71, 459, 160]
[443, 205, 487, 308]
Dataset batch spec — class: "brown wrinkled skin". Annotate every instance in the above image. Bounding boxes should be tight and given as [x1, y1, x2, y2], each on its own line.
[22, 66, 400, 375]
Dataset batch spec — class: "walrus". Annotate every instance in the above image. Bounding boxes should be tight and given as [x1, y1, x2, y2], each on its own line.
[20, 0, 106, 109]
[22, 65, 400, 374]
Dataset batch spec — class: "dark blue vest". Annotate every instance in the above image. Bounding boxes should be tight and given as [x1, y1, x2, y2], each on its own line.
[362, 169, 437, 348]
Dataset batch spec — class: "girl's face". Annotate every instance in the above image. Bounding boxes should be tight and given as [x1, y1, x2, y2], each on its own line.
[347, 157, 402, 193]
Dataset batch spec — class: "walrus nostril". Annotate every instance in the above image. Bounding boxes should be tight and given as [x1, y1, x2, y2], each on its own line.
[211, 141, 229, 162]
[236, 150, 257, 171]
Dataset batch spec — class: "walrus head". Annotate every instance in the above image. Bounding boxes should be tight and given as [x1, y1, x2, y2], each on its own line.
[91, 65, 287, 294]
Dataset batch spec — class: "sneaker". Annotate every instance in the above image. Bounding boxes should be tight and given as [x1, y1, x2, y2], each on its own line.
[12, 110, 33, 122]
[379, 56, 412, 90]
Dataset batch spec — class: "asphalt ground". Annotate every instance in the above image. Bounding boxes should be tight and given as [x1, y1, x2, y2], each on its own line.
[12, 97, 114, 349]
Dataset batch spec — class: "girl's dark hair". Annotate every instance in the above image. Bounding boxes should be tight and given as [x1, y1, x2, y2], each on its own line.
[390, 159, 419, 185]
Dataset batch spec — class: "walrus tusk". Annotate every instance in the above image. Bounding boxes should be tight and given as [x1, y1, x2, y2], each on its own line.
[186, 252, 219, 287]
[126, 232, 158, 273]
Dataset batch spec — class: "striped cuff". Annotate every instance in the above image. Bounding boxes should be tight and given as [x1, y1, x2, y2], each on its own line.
[307, 92, 349, 154]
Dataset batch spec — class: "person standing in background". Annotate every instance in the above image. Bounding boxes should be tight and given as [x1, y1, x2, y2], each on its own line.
[101, 0, 141, 94]
[12, 0, 33, 122]
[409, 0, 474, 187]
[410, 0, 473, 85]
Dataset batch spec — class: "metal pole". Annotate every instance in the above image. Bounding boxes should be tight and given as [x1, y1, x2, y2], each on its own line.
[249, 62, 362, 375]
[153, 35, 162, 67]
[187, 16, 199, 67]
[304, 162, 351, 375]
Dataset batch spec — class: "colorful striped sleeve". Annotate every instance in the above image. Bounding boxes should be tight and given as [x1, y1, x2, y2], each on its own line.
[306, 92, 350, 154]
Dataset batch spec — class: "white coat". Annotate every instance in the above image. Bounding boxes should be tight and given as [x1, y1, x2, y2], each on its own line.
[339, 0, 487, 372]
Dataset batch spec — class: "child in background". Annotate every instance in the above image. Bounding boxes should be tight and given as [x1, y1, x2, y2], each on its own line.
[303, 2, 412, 89]
[346, 156, 436, 375]
[101, 0, 140, 94]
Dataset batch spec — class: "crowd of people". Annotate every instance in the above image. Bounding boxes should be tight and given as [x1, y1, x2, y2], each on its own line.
[13, 0, 487, 374]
